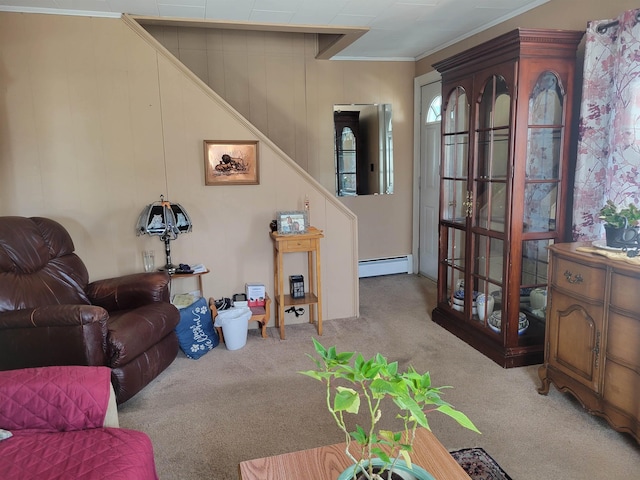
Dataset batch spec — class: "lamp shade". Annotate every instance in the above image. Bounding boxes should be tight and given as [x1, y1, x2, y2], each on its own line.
[136, 195, 192, 272]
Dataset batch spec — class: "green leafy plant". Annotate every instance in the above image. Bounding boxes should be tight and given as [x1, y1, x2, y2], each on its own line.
[299, 339, 480, 480]
[599, 200, 640, 228]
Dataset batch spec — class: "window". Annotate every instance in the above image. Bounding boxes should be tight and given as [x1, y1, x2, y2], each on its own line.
[426, 95, 442, 123]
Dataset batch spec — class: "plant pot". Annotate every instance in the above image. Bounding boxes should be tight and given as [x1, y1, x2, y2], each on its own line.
[337, 459, 435, 480]
[604, 225, 639, 248]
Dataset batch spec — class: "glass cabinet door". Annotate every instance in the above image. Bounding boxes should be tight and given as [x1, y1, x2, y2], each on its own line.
[475, 75, 509, 232]
[520, 71, 566, 332]
[442, 87, 469, 224]
[473, 75, 510, 331]
[441, 86, 470, 313]
[524, 71, 563, 233]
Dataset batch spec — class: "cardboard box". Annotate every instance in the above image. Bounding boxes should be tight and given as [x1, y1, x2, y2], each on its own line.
[245, 283, 266, 307]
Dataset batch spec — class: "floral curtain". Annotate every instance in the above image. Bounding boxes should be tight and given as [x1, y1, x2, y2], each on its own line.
[572, 8, 640, 241]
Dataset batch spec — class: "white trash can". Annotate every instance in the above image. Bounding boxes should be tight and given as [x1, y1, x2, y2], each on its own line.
[213, 307, 252, 350]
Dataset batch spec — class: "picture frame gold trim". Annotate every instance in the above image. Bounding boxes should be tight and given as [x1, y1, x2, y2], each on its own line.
[204, 140, 259, 185]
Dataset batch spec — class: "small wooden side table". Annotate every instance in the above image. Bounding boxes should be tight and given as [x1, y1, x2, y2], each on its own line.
[270, 227, 323, 340]
[169, 270, 209, 298]
[209, 295, 271, 343]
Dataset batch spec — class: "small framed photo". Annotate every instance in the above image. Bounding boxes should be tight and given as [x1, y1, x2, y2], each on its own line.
[204, 140, 259, 185]
[276, 211, 308, 235]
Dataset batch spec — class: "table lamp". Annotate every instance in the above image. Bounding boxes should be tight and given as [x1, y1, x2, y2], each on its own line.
[136, 195, 192, 273]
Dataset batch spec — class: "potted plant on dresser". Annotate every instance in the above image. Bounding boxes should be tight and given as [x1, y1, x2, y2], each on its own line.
[599, 200, 640, 248]
[300, 339, 480, 480]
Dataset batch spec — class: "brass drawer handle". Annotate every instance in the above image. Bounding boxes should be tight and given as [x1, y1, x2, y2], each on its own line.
[593, 331, 601, 368]
[564, 270, 583, 284]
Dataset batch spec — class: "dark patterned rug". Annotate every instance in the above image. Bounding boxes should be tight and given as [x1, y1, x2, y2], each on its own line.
[450, 448, 513, 480]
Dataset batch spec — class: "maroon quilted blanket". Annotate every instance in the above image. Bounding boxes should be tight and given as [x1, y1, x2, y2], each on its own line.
[0, 366, 158, 479]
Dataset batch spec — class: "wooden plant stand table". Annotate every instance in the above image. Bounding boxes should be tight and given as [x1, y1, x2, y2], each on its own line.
[270, 227, 323, 340]
[238, 428, 470, 480]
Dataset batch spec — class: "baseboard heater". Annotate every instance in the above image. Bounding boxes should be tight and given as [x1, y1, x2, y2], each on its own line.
[358, 255, 413, 278]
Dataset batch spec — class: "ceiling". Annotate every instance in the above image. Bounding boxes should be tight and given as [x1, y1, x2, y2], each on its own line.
[1, 0, 549, 60]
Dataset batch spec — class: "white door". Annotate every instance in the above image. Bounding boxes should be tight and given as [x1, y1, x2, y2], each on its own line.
[418, 82, 441, 280]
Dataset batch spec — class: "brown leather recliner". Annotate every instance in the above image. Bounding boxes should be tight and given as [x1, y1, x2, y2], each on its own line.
[0, 216, 180, 404]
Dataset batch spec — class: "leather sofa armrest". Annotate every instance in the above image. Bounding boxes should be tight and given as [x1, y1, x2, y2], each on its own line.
[0, 305, 109, 368]
[86, 271, 171, 311]
[0, 304, 108, 329]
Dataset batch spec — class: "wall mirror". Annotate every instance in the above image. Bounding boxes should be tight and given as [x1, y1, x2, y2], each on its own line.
[333, 104, 393, 196]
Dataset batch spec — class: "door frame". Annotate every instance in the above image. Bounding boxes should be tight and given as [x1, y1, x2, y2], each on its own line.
[412, 70, 442, 276]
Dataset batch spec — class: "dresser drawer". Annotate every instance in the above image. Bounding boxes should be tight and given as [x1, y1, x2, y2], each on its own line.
[607, 311, 640, 370]
[603, 361, 640, 418]
[610, 270, 640, 312]
[280, 238, 312, 252]
[551, 255, 606, 301]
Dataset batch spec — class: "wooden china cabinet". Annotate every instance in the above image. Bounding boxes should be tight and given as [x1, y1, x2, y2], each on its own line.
[431, 29, 584, 367]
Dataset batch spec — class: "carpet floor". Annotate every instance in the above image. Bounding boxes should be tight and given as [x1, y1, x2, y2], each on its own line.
[450, 448, 512, 480]
[119, 274, 639, 480]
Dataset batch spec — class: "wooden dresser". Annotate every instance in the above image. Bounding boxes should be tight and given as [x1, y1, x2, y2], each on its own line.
[539, 242, 640, 442]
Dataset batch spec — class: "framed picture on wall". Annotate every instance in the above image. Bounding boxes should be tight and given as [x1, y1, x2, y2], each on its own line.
[276, 211, 308, 235]
[204, 140, 259, 185]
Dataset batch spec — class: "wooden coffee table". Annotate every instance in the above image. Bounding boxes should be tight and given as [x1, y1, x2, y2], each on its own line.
[238, 428, 471, 479]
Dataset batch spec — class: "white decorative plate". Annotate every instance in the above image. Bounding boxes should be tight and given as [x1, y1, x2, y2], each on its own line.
[592, 239, 623, 252]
